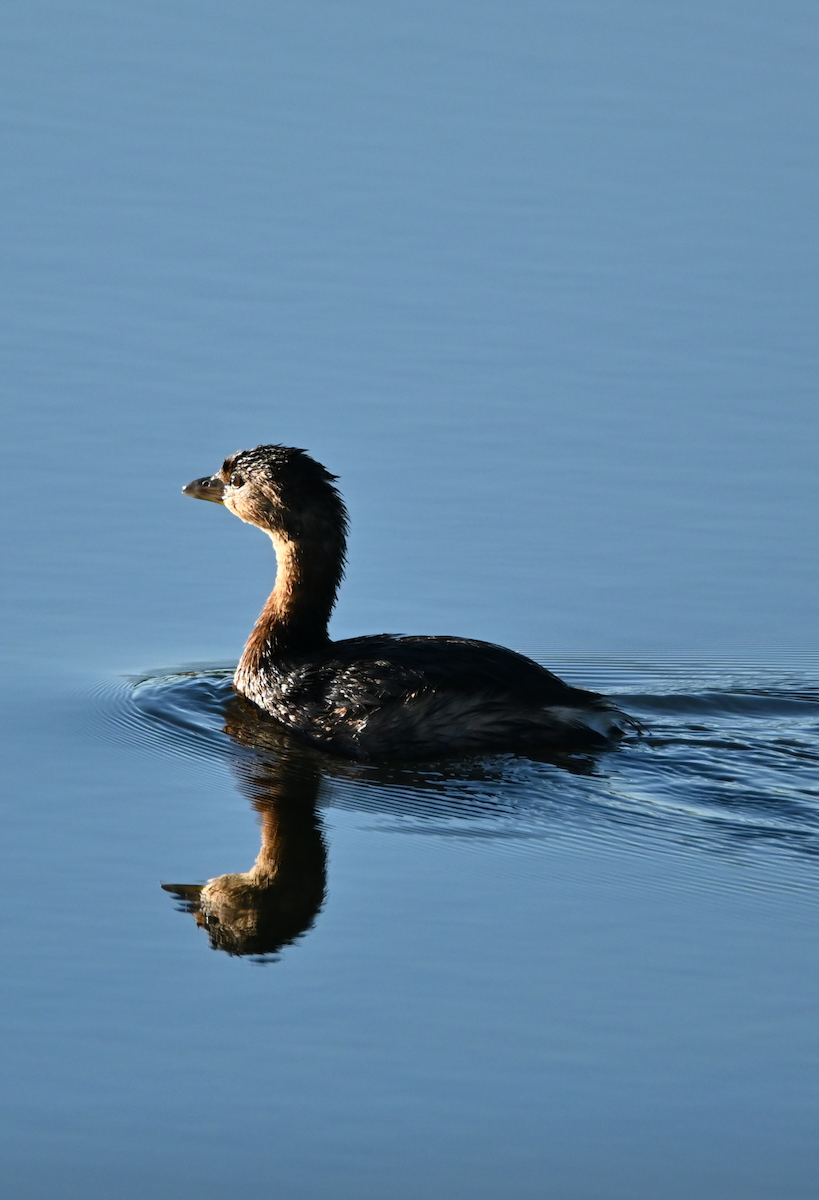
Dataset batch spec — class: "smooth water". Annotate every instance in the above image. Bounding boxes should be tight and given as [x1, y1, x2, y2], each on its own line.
[2, 2, 818, 1197]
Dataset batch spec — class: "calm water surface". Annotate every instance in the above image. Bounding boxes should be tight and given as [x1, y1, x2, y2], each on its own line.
[1, 2, 818, 1197]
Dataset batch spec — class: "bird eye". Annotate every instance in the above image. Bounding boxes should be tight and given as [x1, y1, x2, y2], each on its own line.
[230, 472, 244, 488]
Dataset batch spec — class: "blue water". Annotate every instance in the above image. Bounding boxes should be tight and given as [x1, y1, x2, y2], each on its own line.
[1, 2, 818, 1196]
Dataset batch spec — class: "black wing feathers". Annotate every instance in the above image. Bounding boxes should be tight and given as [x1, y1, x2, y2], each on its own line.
[281, 635, 602, 713]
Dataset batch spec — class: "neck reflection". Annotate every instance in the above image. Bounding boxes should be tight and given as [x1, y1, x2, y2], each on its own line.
[163, 707, 327, 959]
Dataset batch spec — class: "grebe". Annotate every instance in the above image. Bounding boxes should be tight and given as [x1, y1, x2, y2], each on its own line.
[183, 445, 633, 759]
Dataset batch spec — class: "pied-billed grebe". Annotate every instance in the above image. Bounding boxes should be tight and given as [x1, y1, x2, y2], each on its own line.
[183, 445, 633, 759]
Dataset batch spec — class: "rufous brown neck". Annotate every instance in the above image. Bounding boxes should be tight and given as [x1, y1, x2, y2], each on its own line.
[237, 531, 343, 671]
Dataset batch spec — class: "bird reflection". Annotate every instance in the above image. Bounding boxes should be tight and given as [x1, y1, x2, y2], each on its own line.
[163, 700, 328, 959]
[148, 661, 819, 965]
[161, 690, 602, 959]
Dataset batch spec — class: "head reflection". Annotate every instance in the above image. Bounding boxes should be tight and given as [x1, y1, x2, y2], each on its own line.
[163, 704, 327, 959]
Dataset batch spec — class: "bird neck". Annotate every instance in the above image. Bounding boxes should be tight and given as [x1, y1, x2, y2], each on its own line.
[238, 532, 344, 670]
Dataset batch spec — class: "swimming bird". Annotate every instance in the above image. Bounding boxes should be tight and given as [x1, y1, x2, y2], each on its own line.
[183, 445, 633, 759]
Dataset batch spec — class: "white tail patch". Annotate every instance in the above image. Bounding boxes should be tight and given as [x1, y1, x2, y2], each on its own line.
[547, 706, 629, 739]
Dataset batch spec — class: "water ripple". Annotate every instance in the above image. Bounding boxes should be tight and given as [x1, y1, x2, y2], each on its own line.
[92, 658, 819, 877]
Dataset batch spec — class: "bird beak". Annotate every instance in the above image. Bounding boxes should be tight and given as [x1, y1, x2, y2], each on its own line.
[161, 882, 205, 909]
[182, 474, 225, 504]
